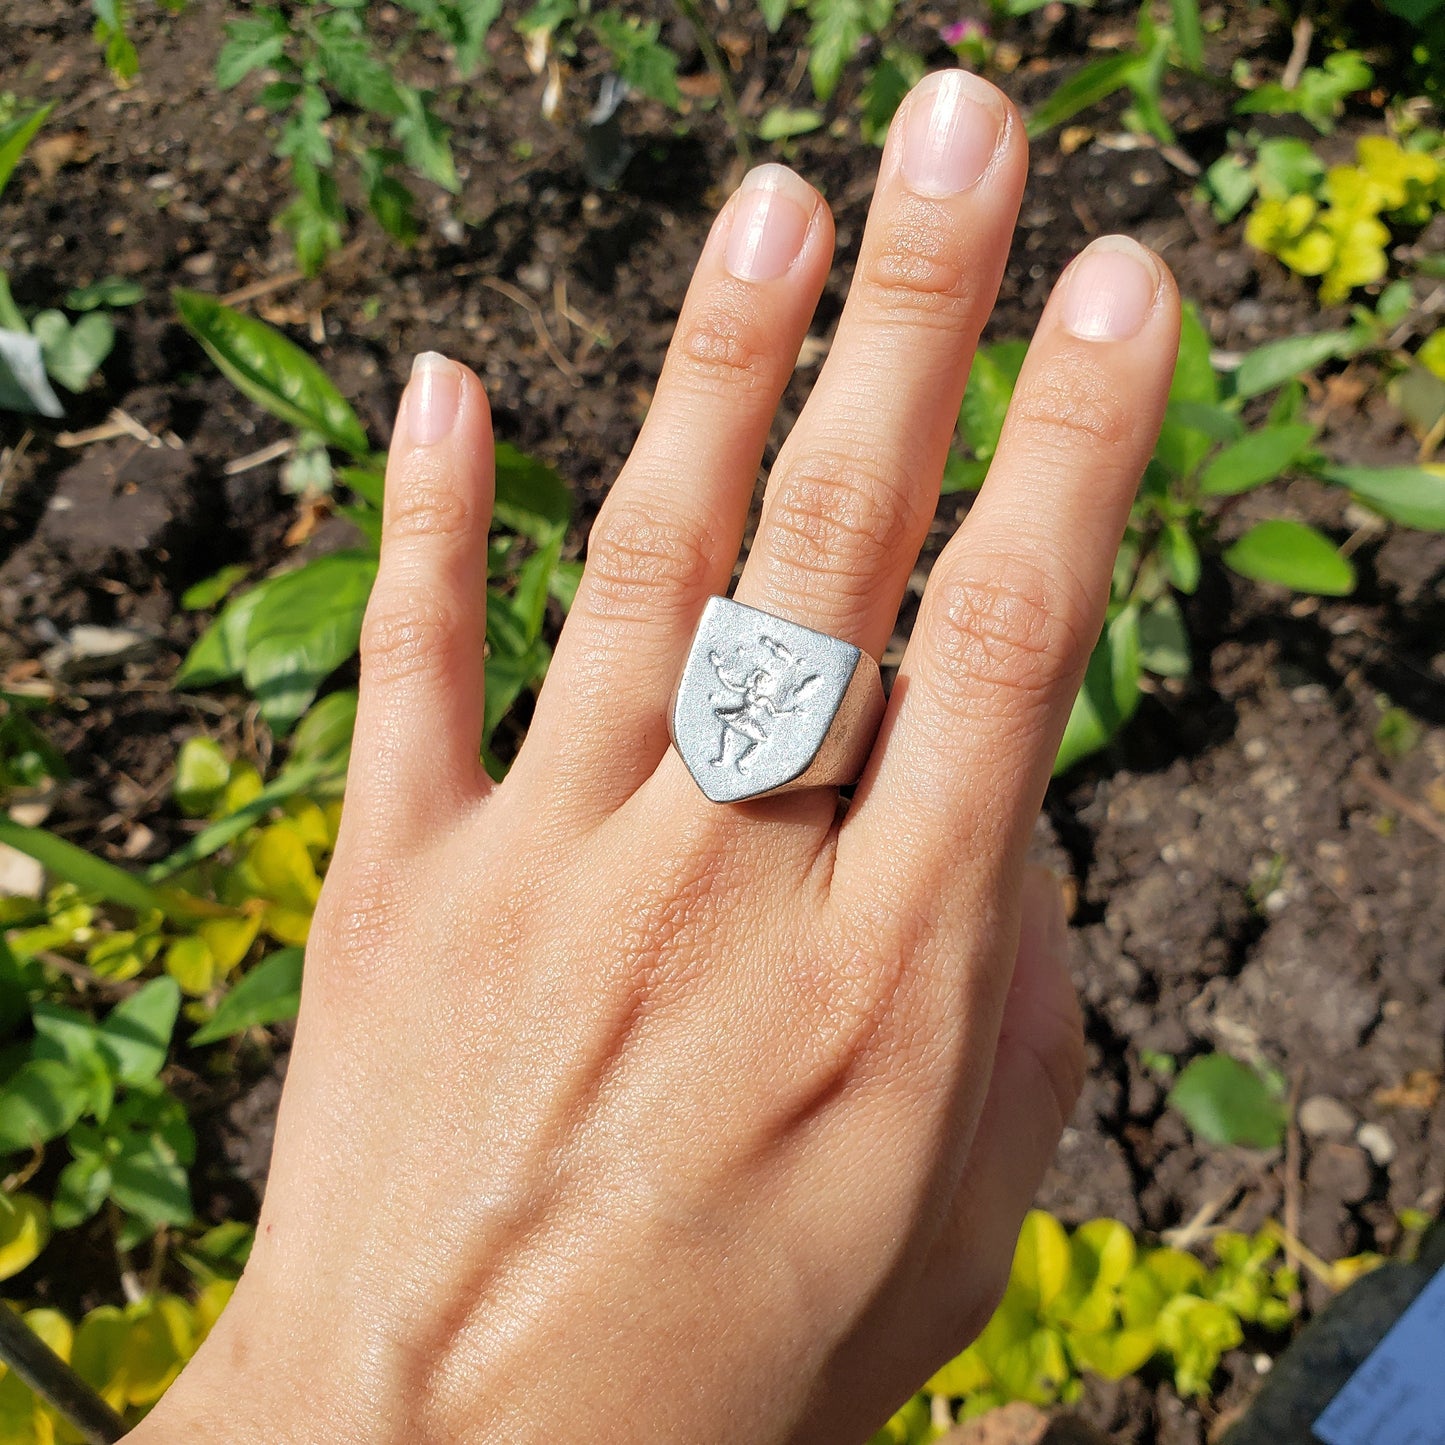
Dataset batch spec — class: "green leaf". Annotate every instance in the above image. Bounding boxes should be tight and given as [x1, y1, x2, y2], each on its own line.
[1317, 464, 1445, 531]
[1155, 305, 1218, 479]
[590, 15, 681, 110]
[451, 0, 504, 75]
[147, 758, 334, 882]
[0, 103, 54, 204]
[494, 444, 572, 541]
[97, 978, 180, 1087]
[1251, 136, 1326, 201]
[483, 634, 550, 753]
[1198, 423, 1314, 496]
[1201, 153, 1255, 223]
[181, 563, 250, 612]
[281, 166, 347, 276]
[1054, 607, 1142, 775]
[239, 552, 377, 732]
[32, 310, 115, 392]
[958, 340, 1028, 464]
[53, 1154, 111, 1229]
[1231, 329, 1365, 401]
[513, 536, 562, 645]
[338, 463, 385, 507]
[191, 948, 303, 1045]
[859, 46, 924, 146]
[1160, 522, 1200, 594]
[173, 736, 232, 816]
[289, 688, 358, 766]
[1027, 52, 1141, 139]
[0, 325, 65, 417]
[317, 30, 405, 116]
[1223, 519, 1354, 595]
[216, 9, 289, 89]
[1138, 594, 1191, 678]
[175, 576, 274, 689]
[393, 88, 459, 191]
[1013, 1210, 1071, 1313]
[806, 0, 894, 104]
[0, 816, 177, 917]
[1169, 0, 1203, 70]
[174, 289, 369, 455]
[110, 1134, 193, 1229]
[757, 107, 825, 142]
[759, 0, 792, 29]
[63, 277, 144, 311]
[0, 1060, 90, 1153]
[1167, 1052, 1287, 1149]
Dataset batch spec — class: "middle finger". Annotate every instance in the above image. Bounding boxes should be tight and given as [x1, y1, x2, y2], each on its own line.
[731, 69, 1026, 657]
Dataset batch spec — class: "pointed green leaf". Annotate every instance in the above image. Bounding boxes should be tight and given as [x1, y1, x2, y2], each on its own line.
[1223, 519, 1354, 595]
[1318, 464, 1445, 531]
[191, 948, 304, 1045]
[173, 289, 369, 455]
[1199, 423, 1314, 496]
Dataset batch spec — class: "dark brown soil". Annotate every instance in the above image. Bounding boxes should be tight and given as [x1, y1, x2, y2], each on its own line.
[2, 3, 1442, 1442]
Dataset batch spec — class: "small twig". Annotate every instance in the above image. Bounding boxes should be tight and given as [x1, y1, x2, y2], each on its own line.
[36, 950, 140, 999]
[1283, 1070, 1304, 1308]
[1162, 1170, 1253, 1250]
[1353, 760, 1445, 845]
[0, 1307, 126, 1445]
[672, 0, 751, 166]
[219, 268, 305, 308]
[480, 277, 580, 383]
[0, 428, 34, 502]
[1281, 15, 1315, 91]
[2, 1142, 44, 1194]
[224, 437, 297, 476]
[56, 407, 176, 451]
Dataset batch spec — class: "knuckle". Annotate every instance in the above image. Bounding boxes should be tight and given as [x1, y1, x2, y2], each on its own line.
[922, 560, 1088, 723]
[359, 592, 465, 685]
[1005, 362, 1134, 457]
[385, 457, 477, 543]
[671, 301, 778, 397]
[579, 498, 717, 628]
[762, 451, 924, 603]
[857, 205, 977, 326]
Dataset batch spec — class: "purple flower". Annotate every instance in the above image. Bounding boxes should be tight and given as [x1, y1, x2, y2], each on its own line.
[940, 17, 988, 47]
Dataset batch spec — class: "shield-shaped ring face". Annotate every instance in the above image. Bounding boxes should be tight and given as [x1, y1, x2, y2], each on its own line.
[669, 597, 865, 803]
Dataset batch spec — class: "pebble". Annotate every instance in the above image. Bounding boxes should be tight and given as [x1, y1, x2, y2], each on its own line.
[1356, 1122, 1397, 1167]
[1299, 1095, 1355, 1140]
[0, 843, 43, 898]
[42, 624, 158, 680]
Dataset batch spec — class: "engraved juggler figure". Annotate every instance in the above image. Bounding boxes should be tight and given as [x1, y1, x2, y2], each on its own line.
[707, 636, 823, 774]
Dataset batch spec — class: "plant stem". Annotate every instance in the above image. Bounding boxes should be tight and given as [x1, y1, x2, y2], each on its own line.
[0, 1307, 127, 1444]
[672, 0, 751, 167]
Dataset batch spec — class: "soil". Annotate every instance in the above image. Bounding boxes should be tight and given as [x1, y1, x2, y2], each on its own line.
[1, 3, 1442, 1442]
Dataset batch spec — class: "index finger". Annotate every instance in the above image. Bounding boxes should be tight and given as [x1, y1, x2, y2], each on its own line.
[838, 236, 1180, 920]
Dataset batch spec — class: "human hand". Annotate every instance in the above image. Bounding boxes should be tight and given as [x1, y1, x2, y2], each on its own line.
[130, 68, 1179, 1445]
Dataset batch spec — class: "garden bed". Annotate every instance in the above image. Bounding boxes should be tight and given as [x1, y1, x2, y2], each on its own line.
[1, 2, 1443, 1441]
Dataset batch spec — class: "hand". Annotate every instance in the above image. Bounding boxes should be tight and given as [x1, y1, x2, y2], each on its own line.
[131, 69, 1179, 1445]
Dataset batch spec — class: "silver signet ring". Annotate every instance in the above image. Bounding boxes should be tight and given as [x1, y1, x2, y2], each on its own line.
[668, 597, 886, 803]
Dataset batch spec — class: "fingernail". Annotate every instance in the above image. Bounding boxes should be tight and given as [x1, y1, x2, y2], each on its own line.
[724, 164, 816, 282]
[898, 69, 1004, 197]
[1060, 237, 1160, 342]
[402, 351, 461, 446]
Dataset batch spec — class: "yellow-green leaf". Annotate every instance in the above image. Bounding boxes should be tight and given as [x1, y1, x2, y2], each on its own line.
[165, 935, 218, 997]
[198, 915, 261, 977]
[0, 1194, 49, 1281]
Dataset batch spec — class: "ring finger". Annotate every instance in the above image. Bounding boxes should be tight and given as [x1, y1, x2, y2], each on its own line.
[731, 68, 1026, 661]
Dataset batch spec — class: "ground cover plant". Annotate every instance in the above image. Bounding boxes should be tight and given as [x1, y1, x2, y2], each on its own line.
[2, 1, 1444, 1440]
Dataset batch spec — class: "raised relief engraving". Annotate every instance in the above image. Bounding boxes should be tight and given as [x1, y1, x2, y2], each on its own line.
[707, 636, 822, 774]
